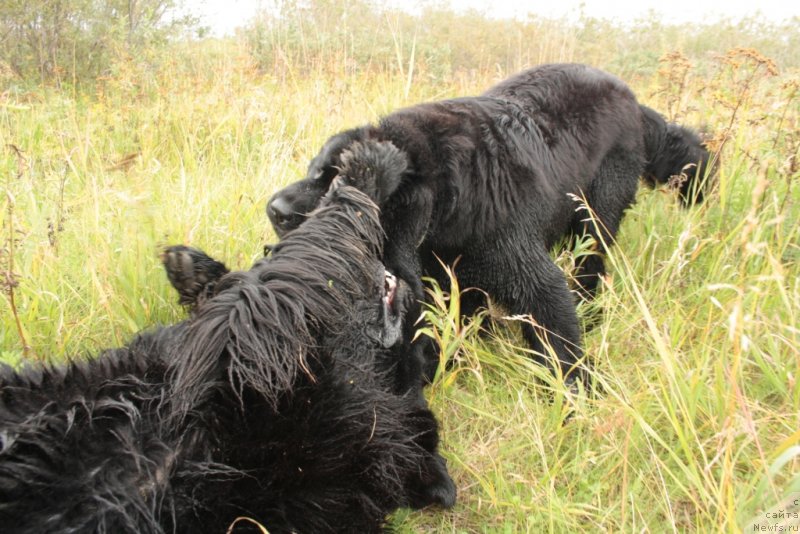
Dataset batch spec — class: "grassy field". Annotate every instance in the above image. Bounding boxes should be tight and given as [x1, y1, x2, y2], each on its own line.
[2, 11, 799, 533]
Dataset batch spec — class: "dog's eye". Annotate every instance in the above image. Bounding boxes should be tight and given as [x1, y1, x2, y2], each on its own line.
[314, 167, 337, 182]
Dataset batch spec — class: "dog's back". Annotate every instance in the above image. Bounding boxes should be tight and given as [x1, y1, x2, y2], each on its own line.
[0, 333, 182, 534]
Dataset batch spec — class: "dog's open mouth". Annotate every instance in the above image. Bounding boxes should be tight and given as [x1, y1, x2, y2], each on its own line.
[379, 270, 406, 347]
[383, 271, 398, 316]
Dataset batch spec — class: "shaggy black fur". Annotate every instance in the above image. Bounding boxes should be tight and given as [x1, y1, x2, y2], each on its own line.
[266, 63, 714, 387]
[0, 157, 454, 533]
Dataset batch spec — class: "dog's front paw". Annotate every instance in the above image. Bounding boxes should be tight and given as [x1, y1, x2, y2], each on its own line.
[161, 246, 229, 309]
[408, 453, 457, 510]
[338, 140, 408, 203]
[421, 474, 457, 509]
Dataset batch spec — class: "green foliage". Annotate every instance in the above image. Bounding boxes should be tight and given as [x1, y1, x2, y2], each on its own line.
[243, 0, 800, 84]
[0, 0, 197, 86]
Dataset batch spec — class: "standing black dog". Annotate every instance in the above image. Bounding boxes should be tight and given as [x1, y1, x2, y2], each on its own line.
[266, 63, 713, 387]
[0, 147, 454, 534]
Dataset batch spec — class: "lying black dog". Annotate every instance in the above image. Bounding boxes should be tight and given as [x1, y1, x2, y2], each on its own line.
[266, 63, 714, 387]
[0, 146, 454, 534]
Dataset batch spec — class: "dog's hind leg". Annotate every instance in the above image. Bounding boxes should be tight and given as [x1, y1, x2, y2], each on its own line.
[457, 234, 588, 388]
[570, 149, 641, 301]
[161, 245, 230, 310]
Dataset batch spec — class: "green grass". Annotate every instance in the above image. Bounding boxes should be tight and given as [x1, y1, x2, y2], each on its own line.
[2, 26, 799, 534]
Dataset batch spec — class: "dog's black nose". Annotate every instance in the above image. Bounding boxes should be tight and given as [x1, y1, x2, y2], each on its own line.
[267, 196, 293, 227]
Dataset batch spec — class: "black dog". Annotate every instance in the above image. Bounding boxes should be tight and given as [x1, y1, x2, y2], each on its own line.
[0, 151, 455, 534]
[266, 63, 713, 387]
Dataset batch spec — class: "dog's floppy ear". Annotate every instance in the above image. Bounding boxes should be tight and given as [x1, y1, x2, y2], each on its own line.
[337, 140, 408, 203]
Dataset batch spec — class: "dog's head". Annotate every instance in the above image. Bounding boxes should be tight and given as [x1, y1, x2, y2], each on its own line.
[267, 130, 408, 237]
[343, 260, 415, 352]
[279, 176, 415, 351]
[170, 171, 414, 418]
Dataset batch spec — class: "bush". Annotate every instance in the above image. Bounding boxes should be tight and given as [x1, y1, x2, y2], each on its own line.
[0, 0, 197, 87]
[243, 0, 800, 82]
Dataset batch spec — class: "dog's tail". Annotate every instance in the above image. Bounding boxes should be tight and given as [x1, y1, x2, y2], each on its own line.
[640, 105, 714, 205]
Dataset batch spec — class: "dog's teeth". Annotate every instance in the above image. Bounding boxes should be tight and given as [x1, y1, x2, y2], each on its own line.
[384, 271, 397, 292]
[383, 271, 398, 310]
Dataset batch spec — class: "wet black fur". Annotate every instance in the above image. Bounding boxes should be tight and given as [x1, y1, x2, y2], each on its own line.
[267, 63, 714, 386]
[0, 169, 454, 533]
